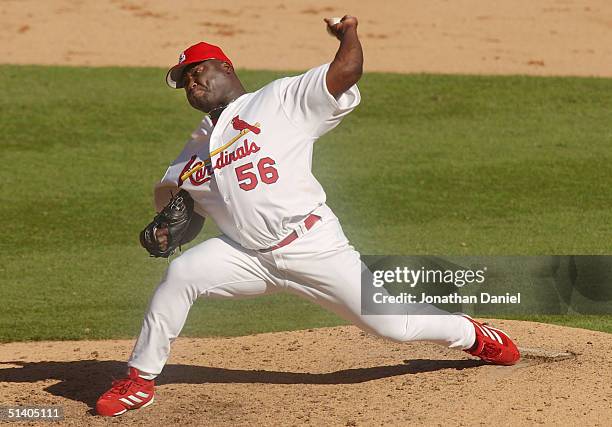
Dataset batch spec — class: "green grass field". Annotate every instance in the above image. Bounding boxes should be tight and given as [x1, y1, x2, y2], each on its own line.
[1, 65, 610, 342]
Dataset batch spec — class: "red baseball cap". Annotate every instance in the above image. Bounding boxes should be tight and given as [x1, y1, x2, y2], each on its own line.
[165, 42, 233, 89]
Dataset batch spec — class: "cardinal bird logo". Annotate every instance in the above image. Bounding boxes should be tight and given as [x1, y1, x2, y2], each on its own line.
[231, 115, 261, 134]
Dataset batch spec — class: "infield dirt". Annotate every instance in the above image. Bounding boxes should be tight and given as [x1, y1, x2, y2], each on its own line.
[1, 0, 611, 425]
[2, 0, 612, 76]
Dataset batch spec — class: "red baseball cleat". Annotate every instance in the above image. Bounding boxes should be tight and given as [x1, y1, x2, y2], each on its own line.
[96, 367, 155, 416]
[463, 316, 520, 365]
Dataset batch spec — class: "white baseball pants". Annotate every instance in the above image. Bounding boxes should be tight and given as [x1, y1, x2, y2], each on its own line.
[128, 206, 476, 377]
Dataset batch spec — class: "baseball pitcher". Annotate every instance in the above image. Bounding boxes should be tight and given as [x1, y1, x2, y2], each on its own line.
[96, 16, 520, 417]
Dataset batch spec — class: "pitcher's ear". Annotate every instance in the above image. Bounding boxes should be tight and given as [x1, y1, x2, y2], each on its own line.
[222, 61, 233, 74]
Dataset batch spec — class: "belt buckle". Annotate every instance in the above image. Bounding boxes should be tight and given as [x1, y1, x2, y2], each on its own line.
[294, 221, 308, 237]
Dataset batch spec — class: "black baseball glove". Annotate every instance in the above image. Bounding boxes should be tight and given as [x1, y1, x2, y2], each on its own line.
[140, 189, 196, 258]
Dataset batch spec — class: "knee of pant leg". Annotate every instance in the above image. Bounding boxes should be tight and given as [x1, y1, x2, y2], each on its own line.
[163, 239, 225, 283]
[153, 257, 201, 306]
[164, 256, 189, 283]
[152, 260, 199, 310]
[160, 250, 220, 300]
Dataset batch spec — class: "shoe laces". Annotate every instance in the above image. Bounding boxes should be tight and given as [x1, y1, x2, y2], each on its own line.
[108, 378, 136, 396]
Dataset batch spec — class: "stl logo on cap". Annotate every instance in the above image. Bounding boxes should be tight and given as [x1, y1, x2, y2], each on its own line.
[178, 52, 186, 64]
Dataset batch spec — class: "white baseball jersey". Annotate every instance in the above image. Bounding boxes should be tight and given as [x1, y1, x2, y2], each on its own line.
[154, 63, 361, 250]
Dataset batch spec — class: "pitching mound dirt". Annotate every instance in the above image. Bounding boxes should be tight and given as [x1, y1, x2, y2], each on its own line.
[1, 320, 610, 425]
